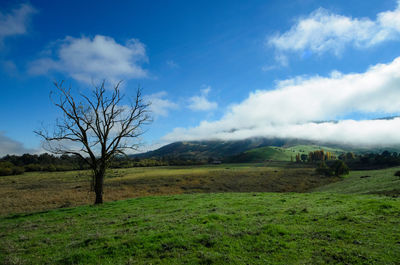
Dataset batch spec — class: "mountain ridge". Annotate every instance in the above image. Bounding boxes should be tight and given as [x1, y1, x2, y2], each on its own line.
[132, 137, 400, 162]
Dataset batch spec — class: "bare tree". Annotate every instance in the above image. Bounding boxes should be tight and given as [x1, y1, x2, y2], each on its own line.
[35, 81, 151, 204]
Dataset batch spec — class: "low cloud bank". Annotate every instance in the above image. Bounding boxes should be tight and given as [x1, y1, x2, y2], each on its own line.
[163, 57, 400, 147]
[164, 118, 400, 147]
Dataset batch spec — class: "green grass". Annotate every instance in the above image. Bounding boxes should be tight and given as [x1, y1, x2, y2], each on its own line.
[314, 166, 400, 195]
[286, 145, 346, 154]
[1, 192, 399, 264]
[2, 162, 400, 264]
[233, 145, 345, 162]
[237, 146, 290, 162]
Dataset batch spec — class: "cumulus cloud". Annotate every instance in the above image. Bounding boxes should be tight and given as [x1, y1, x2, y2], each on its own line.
[164, 56, 400, 146]
[144, 91, 178, 117]
[0, 132, 36, 157]
[29, 35, 148, 84]
[268, 1, 400, 62]
[188, 86, 218, 111]
[0, 3, 36, 45]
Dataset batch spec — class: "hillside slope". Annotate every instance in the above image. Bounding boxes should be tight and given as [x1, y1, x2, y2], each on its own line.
[134, 138, 400, 162]
[313, 166, 400, 196]
[228, 145, 346, 162]
[132, 138, 316, 160]
[1, 192, 399, 264]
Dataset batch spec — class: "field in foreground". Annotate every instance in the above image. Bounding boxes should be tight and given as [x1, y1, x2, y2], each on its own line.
[1, 192, 399, 264]
[0, 163, 338, 216]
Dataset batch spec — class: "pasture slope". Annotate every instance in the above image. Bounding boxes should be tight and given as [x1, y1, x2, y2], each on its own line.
[0, 165, 400, 264]
[314, 166, 400, 196]
[228, 145, 345, 163]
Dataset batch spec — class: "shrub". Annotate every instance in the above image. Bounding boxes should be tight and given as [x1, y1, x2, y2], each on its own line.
[330, 160, 349, 177]
[316, 160, 349, 177]
[12, 166, 25, 175]
[0, 167, 13, 176]
[316, 162, 331, 176]
[0, 162, 24, 176]
[0, 161, 14, 168]
[25, 163, 42, 172]
[395, 171, 400, 177]
[45, 164, 57, 172]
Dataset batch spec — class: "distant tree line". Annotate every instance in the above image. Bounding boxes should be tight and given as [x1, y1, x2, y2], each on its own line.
[339, 151, 400, 170]
[0, 153, 210, 176]
[293, 149, 349, 177]
[295, 150, 336, 163]
[294, 149, 400, 173]
[0, 153, 88, 176]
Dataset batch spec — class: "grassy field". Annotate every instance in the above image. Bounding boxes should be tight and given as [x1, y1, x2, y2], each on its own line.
[1, 163, 400, 264]
[0, 163, 339, 216]
[1, 192, 399, 264]
[314, 166, 400, 196]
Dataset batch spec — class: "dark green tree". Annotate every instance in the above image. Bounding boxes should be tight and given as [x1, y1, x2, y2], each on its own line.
[330, 160, 349, 176]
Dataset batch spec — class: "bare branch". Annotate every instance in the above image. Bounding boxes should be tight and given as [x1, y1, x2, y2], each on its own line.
[35, 80, 152, 204]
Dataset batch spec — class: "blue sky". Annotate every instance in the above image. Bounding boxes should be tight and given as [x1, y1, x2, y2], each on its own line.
[2, 0, 400, 156]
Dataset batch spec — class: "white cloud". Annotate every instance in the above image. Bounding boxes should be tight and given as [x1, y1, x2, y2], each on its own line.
[144, 91, 178, 117]
[164, 56, 400, 146]
[164, 119, 400, 147]
[0, 3, 36, 45]
[29, 35, 148, 84]
[268, 1, 400, 61]
[188, 86, 218, 111]
[0, 132, 36, 156]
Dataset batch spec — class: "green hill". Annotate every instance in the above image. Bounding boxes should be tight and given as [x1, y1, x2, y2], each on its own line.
[133, 138, 400, 163]
[131, 139, 348, 161]
[229, 145, 346, 162]
[132, 138, 291, 160]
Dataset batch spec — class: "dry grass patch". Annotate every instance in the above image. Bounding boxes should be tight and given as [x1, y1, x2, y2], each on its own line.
[0, 163, 338, 216]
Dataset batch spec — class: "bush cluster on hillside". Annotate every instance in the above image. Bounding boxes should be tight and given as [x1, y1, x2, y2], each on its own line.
[316, 160, 349, 177]
[0, 161, 25, 176]
[294, 149, 400, 171]
[296, 150, 336, 163]
[341, 151, 400, 170]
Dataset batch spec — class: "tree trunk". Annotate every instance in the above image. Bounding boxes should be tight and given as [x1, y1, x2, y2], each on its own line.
[94, 171, 104, 204]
